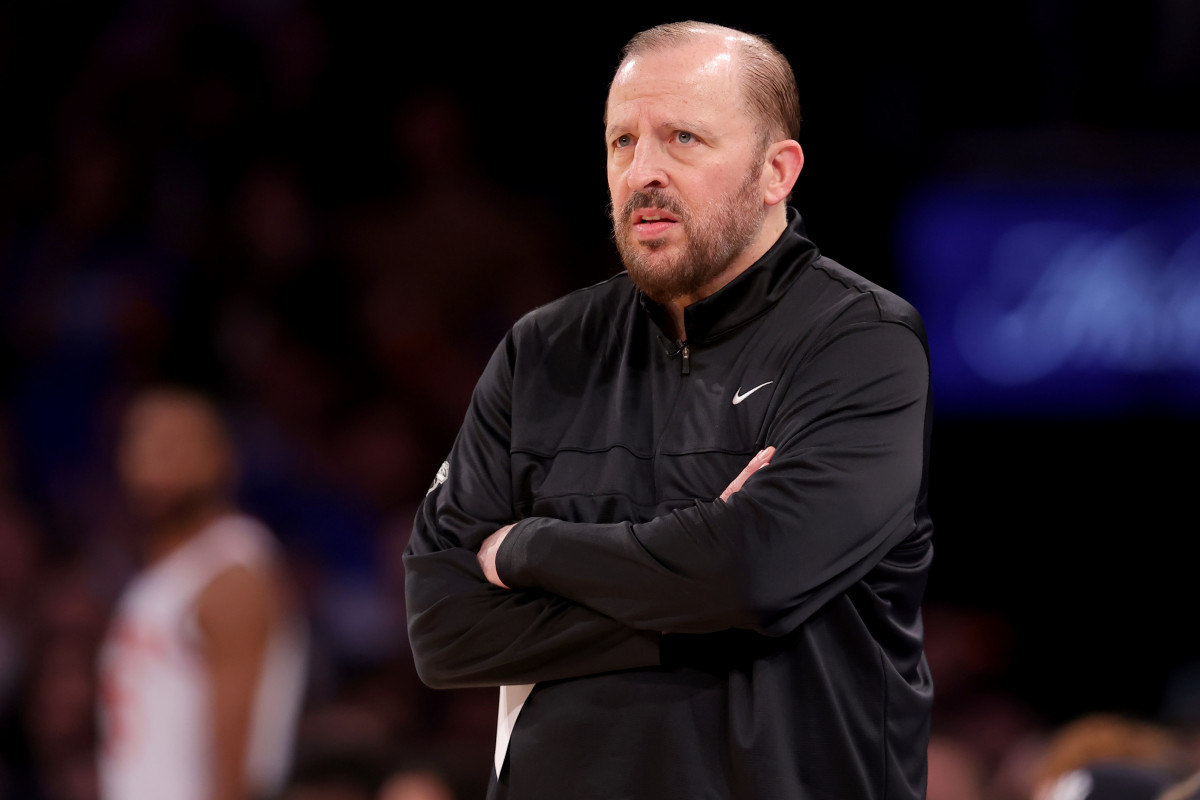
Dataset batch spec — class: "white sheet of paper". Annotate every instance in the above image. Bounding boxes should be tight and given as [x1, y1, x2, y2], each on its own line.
[494, 683, 535, 775]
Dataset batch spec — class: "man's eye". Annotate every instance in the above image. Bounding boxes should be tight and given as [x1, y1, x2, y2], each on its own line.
[615, 134, 632, 148]
[676, 131, 695, 144]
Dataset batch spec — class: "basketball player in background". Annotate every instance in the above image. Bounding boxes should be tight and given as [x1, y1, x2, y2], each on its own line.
[97, 387, 309, 800]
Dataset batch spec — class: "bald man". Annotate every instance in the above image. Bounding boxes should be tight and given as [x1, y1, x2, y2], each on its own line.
[405, 20, 934, 800]
[97, 387, 309, 800]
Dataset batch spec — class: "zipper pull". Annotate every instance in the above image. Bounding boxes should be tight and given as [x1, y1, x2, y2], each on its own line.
[680, 344, 691, 375]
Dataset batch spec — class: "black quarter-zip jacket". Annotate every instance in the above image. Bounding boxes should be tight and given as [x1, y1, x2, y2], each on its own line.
[404, 209, 935, 799]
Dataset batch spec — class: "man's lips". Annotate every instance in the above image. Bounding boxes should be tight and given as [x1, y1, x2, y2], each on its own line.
[631, 207, 679, 238]
[632, 207, 679, 225]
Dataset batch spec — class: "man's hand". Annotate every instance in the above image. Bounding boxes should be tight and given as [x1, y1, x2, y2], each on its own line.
[720, 446, 775, 502]
[478, 523, 516, 588]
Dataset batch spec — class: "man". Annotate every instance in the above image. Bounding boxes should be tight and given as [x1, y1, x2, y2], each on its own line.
[404, 20, 934, 800]
[97, 387, 309, 800]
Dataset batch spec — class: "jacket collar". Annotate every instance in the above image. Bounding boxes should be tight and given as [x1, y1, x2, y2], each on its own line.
[639, 207, 819, 344]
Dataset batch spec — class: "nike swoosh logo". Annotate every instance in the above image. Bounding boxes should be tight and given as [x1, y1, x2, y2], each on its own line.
[732, 381, 774, 405]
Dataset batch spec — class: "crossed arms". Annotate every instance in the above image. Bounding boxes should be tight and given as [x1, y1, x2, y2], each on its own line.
[476, 447, 775, 589]
[403, 321, 929, 689]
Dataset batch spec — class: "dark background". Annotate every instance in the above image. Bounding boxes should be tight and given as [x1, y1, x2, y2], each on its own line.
[2, 2, 1199, 798]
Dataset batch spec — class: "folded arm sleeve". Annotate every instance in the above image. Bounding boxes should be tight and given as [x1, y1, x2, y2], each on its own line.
[403, 333, 661, 689]
[495, 321, 932, 636]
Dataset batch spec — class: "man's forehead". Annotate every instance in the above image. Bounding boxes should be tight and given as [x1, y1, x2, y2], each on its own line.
[613, 36, 739, 87]
[606, 39, 743, 122]
[614, 44, 734, 84]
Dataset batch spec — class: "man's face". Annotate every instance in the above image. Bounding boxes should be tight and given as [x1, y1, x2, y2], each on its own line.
[605, 38, 769, 306]
[117, 394, 231, 524]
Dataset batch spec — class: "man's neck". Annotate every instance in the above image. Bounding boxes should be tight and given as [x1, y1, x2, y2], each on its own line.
[142, 503, 230, 566]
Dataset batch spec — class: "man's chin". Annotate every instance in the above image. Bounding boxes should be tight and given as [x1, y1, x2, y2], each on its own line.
[621, 236, 677, 272]
[626, 264, 687, 305]
[127, 499, 182, 525]
[126, 490, 214, 528]
[618, 233, 708, 303]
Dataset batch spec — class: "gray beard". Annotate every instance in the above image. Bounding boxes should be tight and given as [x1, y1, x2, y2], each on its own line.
[610, 172, 765, 305]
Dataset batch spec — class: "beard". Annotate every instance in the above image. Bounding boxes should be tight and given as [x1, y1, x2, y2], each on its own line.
[610, 166, 767, 305]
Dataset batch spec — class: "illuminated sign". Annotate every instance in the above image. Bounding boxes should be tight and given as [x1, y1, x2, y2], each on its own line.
[895, 182, 1200, 417]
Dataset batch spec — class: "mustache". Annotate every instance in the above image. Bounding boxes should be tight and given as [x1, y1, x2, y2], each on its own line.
[611, 189, 688, 224]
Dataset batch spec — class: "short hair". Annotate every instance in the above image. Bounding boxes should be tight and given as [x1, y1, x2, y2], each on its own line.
[617, 21, 802, 147]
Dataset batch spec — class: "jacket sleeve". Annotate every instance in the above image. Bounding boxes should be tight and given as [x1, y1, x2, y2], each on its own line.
[403, 332, 662, 689]
[494, 320, 932, 637]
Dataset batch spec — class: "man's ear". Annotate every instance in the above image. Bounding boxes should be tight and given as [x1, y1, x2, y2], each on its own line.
[762, 140, 804, 207]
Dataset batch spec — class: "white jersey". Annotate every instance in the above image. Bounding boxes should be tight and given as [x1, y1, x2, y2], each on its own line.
[97, 513, 308, 800]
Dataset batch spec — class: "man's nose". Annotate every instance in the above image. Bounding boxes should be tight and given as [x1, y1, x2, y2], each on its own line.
[626, 140, 669, 191]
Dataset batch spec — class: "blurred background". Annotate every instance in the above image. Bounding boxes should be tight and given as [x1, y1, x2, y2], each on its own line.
[1, 2, 1198, 799]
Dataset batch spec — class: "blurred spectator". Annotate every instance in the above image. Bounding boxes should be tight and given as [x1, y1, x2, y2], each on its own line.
[927, 734, 988, 800]
[1030, 712, 1188, 800]
[377, 767, 456, 800]
[1, 119, 183, 548]
[0, 496, 42, 718]
[1037, 761, 1176, 800]
[6, 555, 114, 800]
[924, 602, 1053, 799]
[336, 86, 570, 446]
[988, 727, 1056, 800]
[96, 387, 309, 800]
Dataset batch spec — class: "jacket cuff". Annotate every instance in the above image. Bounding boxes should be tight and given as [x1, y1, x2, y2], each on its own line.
[495, 517, 539, 588]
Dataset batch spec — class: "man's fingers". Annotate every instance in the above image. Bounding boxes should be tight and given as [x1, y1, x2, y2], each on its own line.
[477, 523, 515, 588]
[719, 446, 776, 502]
